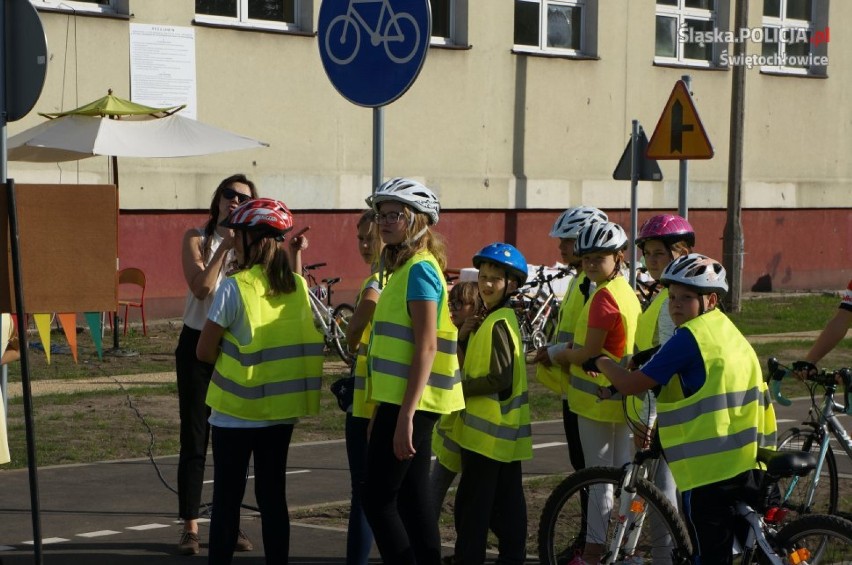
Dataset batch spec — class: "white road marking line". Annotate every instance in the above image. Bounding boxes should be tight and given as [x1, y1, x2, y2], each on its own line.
[0, 545, 16, 551]
[126, 523, 170, 531]
[23, 538, 69, 545]
[78, 530, 121, 538]
[203, 469, 310, 484]
[534, 442, 567, 449]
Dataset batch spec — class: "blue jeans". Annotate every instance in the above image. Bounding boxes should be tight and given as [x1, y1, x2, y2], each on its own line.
[345, 413, 373, 564]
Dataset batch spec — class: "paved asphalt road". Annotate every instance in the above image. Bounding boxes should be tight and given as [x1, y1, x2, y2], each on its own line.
[0, 401, 846, 564]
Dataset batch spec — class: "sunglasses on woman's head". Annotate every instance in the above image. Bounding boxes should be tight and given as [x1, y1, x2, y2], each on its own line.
[222, 187, 251, 203]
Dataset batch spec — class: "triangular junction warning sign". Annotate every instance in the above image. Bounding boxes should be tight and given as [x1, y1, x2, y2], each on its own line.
[646, 80, 713, 160]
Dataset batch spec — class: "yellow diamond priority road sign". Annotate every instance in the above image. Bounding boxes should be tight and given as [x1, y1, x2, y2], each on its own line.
[646, 80, 713, 160]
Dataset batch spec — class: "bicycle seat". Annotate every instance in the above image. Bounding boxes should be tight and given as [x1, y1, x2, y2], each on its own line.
[758, 448, 816, 478]
[323, 277, 341, 286]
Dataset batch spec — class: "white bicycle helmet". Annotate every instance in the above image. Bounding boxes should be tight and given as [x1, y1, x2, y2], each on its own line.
[660, 253, 728, 295]
[549, 206, 608, 239]
[366, 177, 440, 225]
[573, 221, 629, 256]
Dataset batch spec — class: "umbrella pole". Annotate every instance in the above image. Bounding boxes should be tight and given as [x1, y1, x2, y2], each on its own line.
[107, 155, 137, 357]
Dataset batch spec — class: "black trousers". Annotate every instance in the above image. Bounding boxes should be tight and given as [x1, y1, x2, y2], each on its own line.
[683, 469, 764, 565]
[454, 449, 527, 565]
[209, 424, 294, 565]
[175, 325, 214, 520]
[562, 398, 585, 471]
[363, 403, 441, 565]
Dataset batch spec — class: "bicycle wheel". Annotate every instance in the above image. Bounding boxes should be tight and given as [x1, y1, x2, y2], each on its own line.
[776, 428, 838, 521]
[772, 514, 852, 564]
[537, 466, 692, 565]
[331, 304, 355, 365]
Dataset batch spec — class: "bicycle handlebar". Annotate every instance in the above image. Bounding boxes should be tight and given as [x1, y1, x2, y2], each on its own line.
[767, 357, 852, 414]
[303, 262, 327, 271]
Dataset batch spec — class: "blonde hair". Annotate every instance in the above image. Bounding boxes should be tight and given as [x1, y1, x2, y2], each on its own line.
[449, 281, 483, 313]
[669, 240, 693, 259]
[380, 207, 447, 272]
[357, 210, 383, 269]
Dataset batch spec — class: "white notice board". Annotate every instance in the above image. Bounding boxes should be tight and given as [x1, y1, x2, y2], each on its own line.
[130, 23, 197, 119]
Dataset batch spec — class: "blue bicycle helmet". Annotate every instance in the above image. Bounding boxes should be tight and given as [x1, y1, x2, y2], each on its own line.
[473, 243, 529, 285]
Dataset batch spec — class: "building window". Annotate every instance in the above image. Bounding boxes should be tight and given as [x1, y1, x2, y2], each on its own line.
[513, 0, 597, 56]
[430, 0, 469, 47]
[655, 0, 719, 67]
[761, 0, 828, 75]
[195, 0, 299, 31]
[30, 0, 129, 15]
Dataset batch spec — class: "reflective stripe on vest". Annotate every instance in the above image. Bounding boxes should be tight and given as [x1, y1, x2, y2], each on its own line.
[431, 412, 462, 473]
[206, 266, 324, 421]
[656, 308, 778, 491]
[635, 288, 667, 351]
[449, 308, 532, 462]
[566, 276, 641, 423]
[353, 272, 383, 419]
[367, 251, 465, 414]
[536, 272, 585, 395]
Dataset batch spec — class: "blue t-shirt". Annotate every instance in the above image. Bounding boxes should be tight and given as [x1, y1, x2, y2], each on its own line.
[406, 261, 444, 304]
[640, 327, 706, 398]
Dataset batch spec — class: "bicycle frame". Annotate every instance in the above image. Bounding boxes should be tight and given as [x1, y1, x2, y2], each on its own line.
[344, 0, 401, 44]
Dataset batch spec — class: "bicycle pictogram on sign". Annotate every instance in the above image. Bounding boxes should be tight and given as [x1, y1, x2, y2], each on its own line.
[324, 0, 421, 65]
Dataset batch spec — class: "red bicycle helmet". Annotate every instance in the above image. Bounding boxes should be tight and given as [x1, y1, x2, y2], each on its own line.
[636, 214, 695, 249]
[221, 198, 294, 238]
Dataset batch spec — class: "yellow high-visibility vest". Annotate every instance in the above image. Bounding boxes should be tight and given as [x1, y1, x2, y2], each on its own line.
[206, 266, 324, 420]
[536, 272, 586, 394]
[567, 276, 641, 423]
[432, 411, 462, 473]
[449, 308, 532, 463]
[656, 308, 778, 491]
[352, 271, 383, 419]
[366, 251, 464, 414]
[635, 287, 667, 351]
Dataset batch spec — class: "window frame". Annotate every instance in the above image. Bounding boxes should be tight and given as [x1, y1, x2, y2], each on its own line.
[760, 0, 826, 76]
[513, 0, 596, 58]
[30, 0, 129, 16]
[429, 0, 469, 47]
[194, 0, 302, 33]
[654, 0, 720, 68]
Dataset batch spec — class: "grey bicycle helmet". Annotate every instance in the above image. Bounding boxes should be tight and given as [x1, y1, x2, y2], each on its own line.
[366, 177, 440, 225]
[549, 206, 608, 239]
[660, 253, 728, 295]
[574, 222, 629, 256]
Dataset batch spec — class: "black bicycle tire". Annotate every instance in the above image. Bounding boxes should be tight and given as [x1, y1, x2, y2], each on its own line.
[772, 513, 852, 562]
[776, 428, 839, 518]
[331, 304, 355, 365]
[537, 466, 692, 565]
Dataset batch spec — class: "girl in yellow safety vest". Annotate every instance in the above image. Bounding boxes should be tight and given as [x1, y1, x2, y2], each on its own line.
[551, 221, 642, 565]
[532, 206, 608, 477]
[449, 243, 532, 565]
[196, 198, 324, 565]
[429, 281, 483, 518]
[586, 254, 777, 565]
[340, 210, 384, 565]
[363, 178, 464, 565]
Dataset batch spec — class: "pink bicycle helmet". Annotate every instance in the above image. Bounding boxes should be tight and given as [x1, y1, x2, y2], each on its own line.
[636, 214, 695, 249]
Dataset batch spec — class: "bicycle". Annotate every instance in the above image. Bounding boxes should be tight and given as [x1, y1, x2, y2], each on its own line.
[324, 0, 420, 65]
[538, 440, 852, 564]
[767, 357, 852, 523]
[302, 262, 355, 365]
[511, 265, 569, 359]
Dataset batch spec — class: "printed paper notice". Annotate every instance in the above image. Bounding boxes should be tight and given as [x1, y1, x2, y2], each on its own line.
[130, 24, 197, 119]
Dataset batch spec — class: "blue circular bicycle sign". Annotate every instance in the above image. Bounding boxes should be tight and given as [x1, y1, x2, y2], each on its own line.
[318, 0, 431, 107]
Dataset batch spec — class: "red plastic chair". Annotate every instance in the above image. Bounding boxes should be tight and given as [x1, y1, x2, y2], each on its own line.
[111, 267, 147, 336]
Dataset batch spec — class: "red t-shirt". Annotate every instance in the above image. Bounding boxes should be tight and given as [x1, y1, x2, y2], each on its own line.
[587, 287, 628, 359]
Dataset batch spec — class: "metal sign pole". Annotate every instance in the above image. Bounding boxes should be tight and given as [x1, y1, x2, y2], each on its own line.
[678, 75, 691, 219]
[372, 106, 383, 196]
[629, 120, 639, 290]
